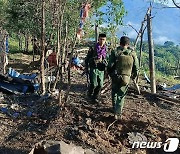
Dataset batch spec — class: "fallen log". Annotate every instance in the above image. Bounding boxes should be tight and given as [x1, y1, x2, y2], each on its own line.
[129, 87, 180, 104]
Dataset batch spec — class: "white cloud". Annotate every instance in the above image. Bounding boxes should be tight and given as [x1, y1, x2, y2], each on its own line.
[120, 21, 141, 38]
[146, 0, 176, 7]
[126, 21, 140, 30]
[154, 36, 169, 44]
[166, 1, 176, 7]
[159, 0, 176, 7]
[115, 21, 141, 39]
[127, 30, 138, 38]
[99, 23, 108, 28]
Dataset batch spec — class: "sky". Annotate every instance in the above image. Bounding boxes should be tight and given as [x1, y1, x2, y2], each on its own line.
[92, 0, 180, 45]
[118, 0, 180, 45]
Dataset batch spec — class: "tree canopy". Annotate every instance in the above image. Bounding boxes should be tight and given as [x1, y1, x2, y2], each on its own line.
[0, 0, 126, 45]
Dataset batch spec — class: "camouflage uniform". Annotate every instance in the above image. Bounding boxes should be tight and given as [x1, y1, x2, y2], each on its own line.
[85, 44, 108, 100]
[108, 46, 139, 116]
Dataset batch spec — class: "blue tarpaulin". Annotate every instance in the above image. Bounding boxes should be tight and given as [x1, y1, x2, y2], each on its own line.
[8, 67, 38, 80]
[165, 84, 180, 91]
[72, 57, 80, 67]
[0, 68, 39, 94]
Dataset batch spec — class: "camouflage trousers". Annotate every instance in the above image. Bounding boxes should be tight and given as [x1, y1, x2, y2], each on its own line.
[88, 68, 104, 99]
[111, 78, 129, 115]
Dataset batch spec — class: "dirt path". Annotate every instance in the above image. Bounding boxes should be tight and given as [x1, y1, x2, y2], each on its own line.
[0, 53, 179, 154]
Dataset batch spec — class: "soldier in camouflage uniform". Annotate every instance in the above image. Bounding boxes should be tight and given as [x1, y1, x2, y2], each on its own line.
[108, 36, 139, 119]
[85, 33, 108, 103]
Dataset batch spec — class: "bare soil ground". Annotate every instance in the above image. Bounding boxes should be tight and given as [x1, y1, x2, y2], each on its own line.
[0, 53, 179, 154]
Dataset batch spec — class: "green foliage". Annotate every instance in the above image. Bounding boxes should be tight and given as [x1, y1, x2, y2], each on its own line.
[0, 0, 7, 25]
[92, 0, 126, 48]
[1, 0, 126, 45]
[5, 0, 41, 37]
[137, 41, 180, 76]
[104, 0, 126, 26]
[8, 36, 20, 53]
[164, 41, 175, 47]
[144, 69, 179, 85]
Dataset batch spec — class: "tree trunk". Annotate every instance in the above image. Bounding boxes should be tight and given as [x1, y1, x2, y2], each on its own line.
[18, 32, 22, 51]
[177, 60, 180, 76]
[95, 24, 98, 43]
[134, 7, 150, 48]
[147, 8, 156, 94]
[40, 0, 46, 94]
[139, 26, 146, 69]
[136, 26, 146, 84]
[52, 21, 60, 92]
[52, 1, 67, 91]
[62, 21, 68, 73]
[32, 36, 35, 62]
[25, 33, 29, 53]
[18, 35, 21, 51]
[56, 21, 68, 104]
[56, 1, 66, 65]
[64, 34, 77, 103]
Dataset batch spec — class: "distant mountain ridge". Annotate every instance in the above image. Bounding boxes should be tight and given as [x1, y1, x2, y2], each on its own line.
[119, 0, 180, 45]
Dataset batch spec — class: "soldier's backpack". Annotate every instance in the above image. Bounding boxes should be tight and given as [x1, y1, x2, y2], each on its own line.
[115, 48, 134, 86]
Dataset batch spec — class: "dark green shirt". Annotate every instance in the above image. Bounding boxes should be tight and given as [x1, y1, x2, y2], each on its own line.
[108, 46, 139, 78]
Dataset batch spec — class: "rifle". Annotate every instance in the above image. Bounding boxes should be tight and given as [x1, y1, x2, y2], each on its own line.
[81, 69, 89, 87]
[133, 78, 141, 94]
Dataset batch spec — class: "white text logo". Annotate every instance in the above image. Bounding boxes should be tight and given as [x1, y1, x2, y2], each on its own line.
[132, 138, 179, 152]
[164, 138, 179, 152]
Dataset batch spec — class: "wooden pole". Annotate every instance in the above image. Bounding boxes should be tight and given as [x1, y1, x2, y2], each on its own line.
[62, 21, 68, 73]
[147, 8, 156, 94]
[136, 26, 146, 85]
[52, 1, 67, 91]
[95, 24, 98, 43]
[32, 36, 35, 62]
[40, 0, 46, 94]
[139, 26, 146, 69]
[178, 60, 180, 76]
[64, 34, 77, 103]
[134, 7, 150, 48]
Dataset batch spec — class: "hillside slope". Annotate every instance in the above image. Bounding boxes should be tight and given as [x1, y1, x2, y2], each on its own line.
[0, 53, 179, 154]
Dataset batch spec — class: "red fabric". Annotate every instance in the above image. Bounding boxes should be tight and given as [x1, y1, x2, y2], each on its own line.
[77, 28, 83, 39]
[47, 52, 57, 67]
[83, 3, 90, 19]
[77, 3, 90, 39]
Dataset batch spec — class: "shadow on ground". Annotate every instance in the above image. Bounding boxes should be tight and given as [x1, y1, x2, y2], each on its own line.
[0, 147, 28, 154]
[2, 95, 60, 144]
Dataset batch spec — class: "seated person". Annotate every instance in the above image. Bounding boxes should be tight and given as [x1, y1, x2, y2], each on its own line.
[71, 54, 83, 70]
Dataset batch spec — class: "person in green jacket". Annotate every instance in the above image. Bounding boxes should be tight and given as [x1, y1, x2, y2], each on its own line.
[107, 36, 139, 120]
[85, 33, 108, 103]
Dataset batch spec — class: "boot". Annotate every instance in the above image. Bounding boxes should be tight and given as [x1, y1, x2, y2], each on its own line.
[114, 114, 122, 120]
[87, 84, 94, 99]
[93, 86, 101, 98]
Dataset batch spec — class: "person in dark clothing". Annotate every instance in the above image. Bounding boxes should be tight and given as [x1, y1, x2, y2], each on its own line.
[85, 33, 108, 103]
[107, 36, 139, 119]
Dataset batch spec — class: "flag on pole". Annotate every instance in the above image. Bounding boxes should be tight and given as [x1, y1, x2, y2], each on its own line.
[77, 2, 91, 39]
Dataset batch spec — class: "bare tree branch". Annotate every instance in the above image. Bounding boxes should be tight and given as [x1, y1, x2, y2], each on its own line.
[172, 0, 180, 8]
[128, 24, 139, 34]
